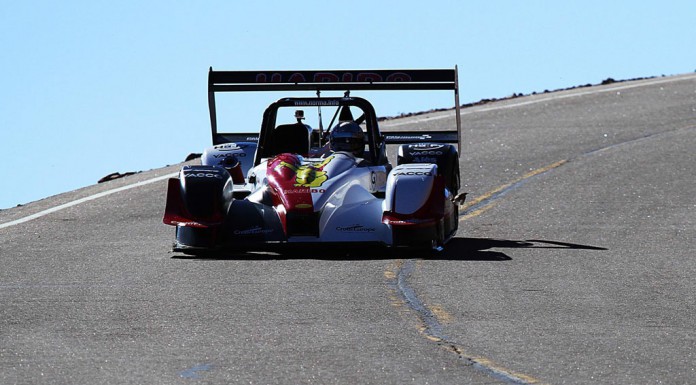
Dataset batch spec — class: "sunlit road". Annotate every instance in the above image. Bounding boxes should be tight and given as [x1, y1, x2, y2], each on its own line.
[2, 73, 695, 384]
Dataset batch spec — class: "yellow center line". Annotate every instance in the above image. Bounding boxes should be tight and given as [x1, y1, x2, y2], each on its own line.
[460, 159, 568, 221]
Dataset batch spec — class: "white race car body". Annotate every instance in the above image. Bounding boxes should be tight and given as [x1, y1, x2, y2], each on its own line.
[163, 69, 464, 254]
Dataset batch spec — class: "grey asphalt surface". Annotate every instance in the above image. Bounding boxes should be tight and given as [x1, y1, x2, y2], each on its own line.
[1, 73, 695, 384]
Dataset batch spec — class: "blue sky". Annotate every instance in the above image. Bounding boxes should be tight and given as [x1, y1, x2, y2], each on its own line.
[1, 1, 694, 209]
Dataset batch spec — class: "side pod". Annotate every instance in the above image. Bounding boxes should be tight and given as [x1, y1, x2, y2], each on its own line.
[163, 165, 233, 228]
[397, 143, 460, 194]
[382, 163, 446, 248]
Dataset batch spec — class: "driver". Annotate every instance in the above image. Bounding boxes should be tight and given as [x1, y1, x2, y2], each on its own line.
[329, 121, 365, 157]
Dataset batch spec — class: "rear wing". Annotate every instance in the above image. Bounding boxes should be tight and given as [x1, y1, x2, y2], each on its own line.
[208, 67, 461, 152]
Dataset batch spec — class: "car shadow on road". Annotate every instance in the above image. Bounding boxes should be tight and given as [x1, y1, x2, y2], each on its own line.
[432, 237, 607, 261]
[171, 237, 606, 261]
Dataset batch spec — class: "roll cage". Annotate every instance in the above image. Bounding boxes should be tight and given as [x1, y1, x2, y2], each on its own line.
[255, 97, 385, 166]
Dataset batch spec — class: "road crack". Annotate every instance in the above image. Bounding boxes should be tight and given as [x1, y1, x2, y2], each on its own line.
[386, 259, 545, 384]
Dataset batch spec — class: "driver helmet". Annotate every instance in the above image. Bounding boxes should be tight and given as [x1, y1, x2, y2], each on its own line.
[330, 121, 365, 157]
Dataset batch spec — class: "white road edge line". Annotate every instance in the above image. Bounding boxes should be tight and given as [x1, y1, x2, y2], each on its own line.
[382, 74, 696, 127]
[0, 173, 178, 230]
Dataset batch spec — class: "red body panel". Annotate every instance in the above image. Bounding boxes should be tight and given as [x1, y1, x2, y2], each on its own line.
[265, 153, 334, 214]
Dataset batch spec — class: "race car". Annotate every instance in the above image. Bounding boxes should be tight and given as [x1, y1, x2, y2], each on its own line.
[163, 68, 465, 254]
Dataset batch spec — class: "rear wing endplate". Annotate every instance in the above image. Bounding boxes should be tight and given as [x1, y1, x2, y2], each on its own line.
[208, 67, 461, 152]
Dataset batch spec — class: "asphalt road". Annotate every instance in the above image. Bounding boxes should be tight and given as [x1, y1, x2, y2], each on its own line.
[1, 73, 695, 384]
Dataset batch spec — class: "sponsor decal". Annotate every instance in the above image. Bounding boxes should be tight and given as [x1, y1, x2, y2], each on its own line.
[386, 134, 433, 140]
[411, 157, 437, 163]
[254, 71, 413, 84]
[285, 188, 325, 194]
[178, 221, 205, 227]
[294, 166, 328, 187]
[185, 172, 223, 179]
[215, 143, 249, 150]
[393, 171, 433, 176]
[294, 100, 340, 106]
[336, 224, 376, 233]
[233, 226, 274, 235]
[274, 156, 334, 188]
[213, 152, 246, 158]
[409, 143, 445, 151]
